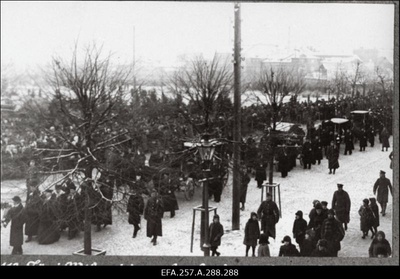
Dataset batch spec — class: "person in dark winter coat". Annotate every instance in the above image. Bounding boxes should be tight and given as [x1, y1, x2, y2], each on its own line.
[1, 196, 25, 255]
[240, 167, 251, 211]
[373, 170, 393, 216]
[292, 210, 307, 248]
[257, 233, 270, 257]
[302, 139, 314, 169]
[243, 212, 260, 257]
[209, 215, 224, 256]
[255, 162, 266, 188]
[37, 190, 61, 245]
[279, 235, 300, 257]
[127, 187, 144, 238]
[159, 173, 179, 218]
[320, 209, 345, 257]
[358, 199, 375, 239]
[278, 145, 290, 177]
[144, 190, 164, 245]
[369, 197, 379, 238]
[312, 136, 323, 165]
[343, 129, 354, 155]
[326, 141, 339, 174]
[310, 239, 330, 257]
[24, 186, 41, 242]
[257, 193, 280, 239]
[64, 184, 83, 240]
[368, 231, 391, 258]
[367, 126, 375, 147]
[209, 163, 225, 202]
[359, 129, 367, 151]
[331, 183, 351, 230]
[380, 127, 390, 151]
[307, 202, 326, 242]
[320, 201, 329, 219]
[300, 232, 315, 257]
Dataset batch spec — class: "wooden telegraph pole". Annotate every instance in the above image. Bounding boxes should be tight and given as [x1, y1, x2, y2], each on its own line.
[232, 2, 241, 231]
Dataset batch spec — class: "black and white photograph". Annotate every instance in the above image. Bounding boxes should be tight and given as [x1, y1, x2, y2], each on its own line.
[0, 1, 398, 266]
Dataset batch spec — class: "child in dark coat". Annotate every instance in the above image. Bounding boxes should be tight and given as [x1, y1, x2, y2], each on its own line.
[209, 215, 224, 256]
[292, 210, 307, 248]
[243, 212, 260, 257]
[278, 235, 300, 257]
[310, 239, 330, 257]
[368, 231, 391, 257]
[358, 199, 375, 239]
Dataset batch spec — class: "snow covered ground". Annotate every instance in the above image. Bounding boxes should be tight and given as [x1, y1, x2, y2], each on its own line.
[1, 136, 394, 257]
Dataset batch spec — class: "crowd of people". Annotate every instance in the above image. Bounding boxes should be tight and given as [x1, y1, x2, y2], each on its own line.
[1, 90, 394, 258]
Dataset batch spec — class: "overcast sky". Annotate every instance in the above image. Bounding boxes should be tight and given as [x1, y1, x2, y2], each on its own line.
[1, 1, 395, 71]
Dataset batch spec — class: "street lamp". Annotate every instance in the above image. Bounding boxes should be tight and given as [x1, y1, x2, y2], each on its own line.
[197, 133, 216, 257]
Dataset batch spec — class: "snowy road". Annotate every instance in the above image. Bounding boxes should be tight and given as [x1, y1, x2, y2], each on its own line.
[1, 137, 394, 257]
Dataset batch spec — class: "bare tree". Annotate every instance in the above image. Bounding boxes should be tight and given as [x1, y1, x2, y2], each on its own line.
[252, 65, 305, 188]
[168, 54, 233, 133]
[253, 66, 306, 130]
[346, 60, 362, 98]
[35, 43, 133, 255]
[333, 63, 348, 99]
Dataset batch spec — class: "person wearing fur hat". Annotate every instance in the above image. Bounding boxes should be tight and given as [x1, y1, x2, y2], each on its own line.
[307, 202, 326, 243]
[1, 196, 25, 255]
[310, 239, 330, 257]
[243, 212, 260, 257]
[331, 183, 351, 230]
[321, 209, 345, 257]
[209, 214, 224, 256]
[257, 233, 270, 257]
[278, 235, 300, 257]
[369, 197, 379, 238]
[358, 199, 375, 239]
[257, 192, 280, 239]
[292, 210, 307, 249]
[373, 170, 393, 216]
[368, 231, 391, 257]
[127, 187, 145, 238]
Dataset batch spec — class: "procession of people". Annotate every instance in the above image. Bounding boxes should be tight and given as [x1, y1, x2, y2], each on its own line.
[1, 92, 394, 258]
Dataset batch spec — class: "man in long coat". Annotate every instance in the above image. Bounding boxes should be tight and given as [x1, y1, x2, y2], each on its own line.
[373, 170, 393, 216]
[326, 141, 340, 174]
[302, 138, 314, 169]
[37, 189, 61, 244]
[343, 129, 354, 155]
[331, 183, 351, 230]
[127, 187, 144, 238]
[2, 196, 25, 255]
[144, 190, 164, 245]
[257, 192, 280, 239]
[24, 186, 41, 242]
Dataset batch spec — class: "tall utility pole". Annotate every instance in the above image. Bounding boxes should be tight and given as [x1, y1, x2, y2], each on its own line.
[232, 2, 241, 231]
